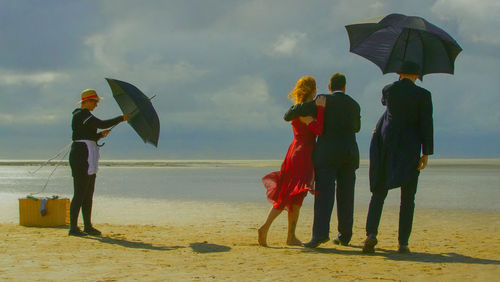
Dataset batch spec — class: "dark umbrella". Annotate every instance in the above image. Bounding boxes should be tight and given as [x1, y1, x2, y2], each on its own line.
[345, 13, 462, 76]
[105, 78, 160, 147]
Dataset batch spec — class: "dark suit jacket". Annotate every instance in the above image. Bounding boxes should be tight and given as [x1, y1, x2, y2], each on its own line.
[284, 92, 361, 169]
[369, 78, 433, 192]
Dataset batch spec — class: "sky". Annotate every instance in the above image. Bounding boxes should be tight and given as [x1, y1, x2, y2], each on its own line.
[0, 0, 499, 160]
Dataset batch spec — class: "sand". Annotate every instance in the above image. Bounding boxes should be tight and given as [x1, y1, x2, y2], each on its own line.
[0, 198, 499, 281]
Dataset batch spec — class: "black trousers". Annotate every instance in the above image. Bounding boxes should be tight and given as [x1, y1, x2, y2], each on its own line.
[365, 175, 418, 246]
[70, 174, 96, 229]
[312, 165, 356, 243]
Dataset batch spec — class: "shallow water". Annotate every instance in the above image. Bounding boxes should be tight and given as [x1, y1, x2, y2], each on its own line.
[1, 160, 499, 211]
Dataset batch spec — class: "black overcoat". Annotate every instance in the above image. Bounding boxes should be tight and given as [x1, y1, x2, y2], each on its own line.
[369, 78, 433, 192]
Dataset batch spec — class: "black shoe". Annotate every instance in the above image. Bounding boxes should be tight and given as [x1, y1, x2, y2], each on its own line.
[398, 245, 411, 254]
[84, 226, 102, 236]
[333, 236, 349, 246]
[362, 234, 378, 253]
[303, 237, 330, 248]
[68, 227, 88, 237]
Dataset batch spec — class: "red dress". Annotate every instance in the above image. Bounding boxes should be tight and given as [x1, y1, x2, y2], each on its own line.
[263, 106, 325, 211]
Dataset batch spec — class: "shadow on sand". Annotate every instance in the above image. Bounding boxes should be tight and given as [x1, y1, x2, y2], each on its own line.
[83, 235, 184, 251]
[190, 242, 231, 253]
[301, 245, 500, 265]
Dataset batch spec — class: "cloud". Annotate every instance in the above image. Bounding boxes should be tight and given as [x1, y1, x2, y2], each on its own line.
[168, 75, 285, 130]
[268, 32, 307, 56]
[0, 1, 499, 158]
[428, 52, 500, 135]
[431, 0, 500, 45]
[0, 69, 66, 86]
[83, 14, 214, 85]
[0, 113, 60, 126]
[324, 0, 387, 29]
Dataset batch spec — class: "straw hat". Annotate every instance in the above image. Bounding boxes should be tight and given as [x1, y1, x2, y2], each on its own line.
[77, 89, 103, 104]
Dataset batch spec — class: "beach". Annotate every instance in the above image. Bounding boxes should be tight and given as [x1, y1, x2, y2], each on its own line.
[1, 160, 499, 281]
[2, 0, 498, 280]
[1, 200, 499, 281]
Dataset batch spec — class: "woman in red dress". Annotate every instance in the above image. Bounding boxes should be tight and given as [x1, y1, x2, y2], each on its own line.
[258, 76, 325, 246]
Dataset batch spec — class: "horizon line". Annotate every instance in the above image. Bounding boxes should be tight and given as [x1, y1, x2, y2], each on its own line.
[1, 158, 500, 168]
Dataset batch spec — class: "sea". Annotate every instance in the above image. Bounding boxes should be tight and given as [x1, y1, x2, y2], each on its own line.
[1, 159, 499, 215]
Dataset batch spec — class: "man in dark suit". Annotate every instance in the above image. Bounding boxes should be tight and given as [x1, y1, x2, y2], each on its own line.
[284, 73, 361, 247]
[363, 61, 433, 254]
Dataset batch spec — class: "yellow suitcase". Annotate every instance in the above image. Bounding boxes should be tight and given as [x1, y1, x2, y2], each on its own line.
[19, 197, 70, 227]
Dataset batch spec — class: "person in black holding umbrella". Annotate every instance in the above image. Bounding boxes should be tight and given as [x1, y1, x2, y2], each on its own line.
[363, 61, 433, 253]
[68, 89, 130, 236]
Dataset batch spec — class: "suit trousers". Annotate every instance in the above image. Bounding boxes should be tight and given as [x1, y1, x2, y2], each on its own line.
[70, 174, 97, 229]
[312, 165, 356, 243]
[365, 175, 418, 246]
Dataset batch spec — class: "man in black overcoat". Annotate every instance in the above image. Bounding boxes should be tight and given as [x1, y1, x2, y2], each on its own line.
[363, 61, 433, 253]
[284, 73, 361, 247]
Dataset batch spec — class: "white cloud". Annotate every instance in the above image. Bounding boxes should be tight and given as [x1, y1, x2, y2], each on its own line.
[132, 60, 210, 86]
[169, 75, 285, 130]
[84, 22, 135, 72]
[0, 69, 66, 86]
[0, 113, 60, 126]
[324, 0, 386, 30]
[268, 32, 307, 56]
[84, 21, 210, 84]
[431, 0, 500, 45]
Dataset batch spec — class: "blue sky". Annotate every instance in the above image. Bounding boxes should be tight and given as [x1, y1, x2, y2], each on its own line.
[0, 0, 499, 160]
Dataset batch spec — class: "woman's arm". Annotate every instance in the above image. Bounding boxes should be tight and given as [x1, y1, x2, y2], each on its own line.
[85, 115, 125, 129]
[283, 100, 317, 121]
[97, 129, 111, 140]
[94, 114, 131, 140]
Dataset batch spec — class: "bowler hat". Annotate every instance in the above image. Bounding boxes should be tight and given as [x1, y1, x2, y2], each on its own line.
[399, 61, 421, 75]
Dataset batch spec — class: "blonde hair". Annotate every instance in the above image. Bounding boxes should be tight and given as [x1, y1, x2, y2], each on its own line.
[288, 76, 316, 104]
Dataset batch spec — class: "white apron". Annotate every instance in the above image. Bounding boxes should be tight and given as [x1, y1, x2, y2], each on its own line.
[74, 140, 99, 175]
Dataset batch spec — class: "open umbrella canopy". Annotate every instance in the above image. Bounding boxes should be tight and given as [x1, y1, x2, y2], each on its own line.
[106, 78, 160, 147]
[345, 13, 462, 76]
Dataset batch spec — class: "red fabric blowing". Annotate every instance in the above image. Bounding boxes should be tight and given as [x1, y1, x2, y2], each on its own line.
[262, 106, 324, 211]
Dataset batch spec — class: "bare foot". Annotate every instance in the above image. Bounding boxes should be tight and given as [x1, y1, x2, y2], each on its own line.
[286, 237, 302, 246]
[258, 227, 268, 247]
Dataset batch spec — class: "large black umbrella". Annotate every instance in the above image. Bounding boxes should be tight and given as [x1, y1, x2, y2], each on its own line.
[106, 78, 160, 147]
[345, 13, 462, 76]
